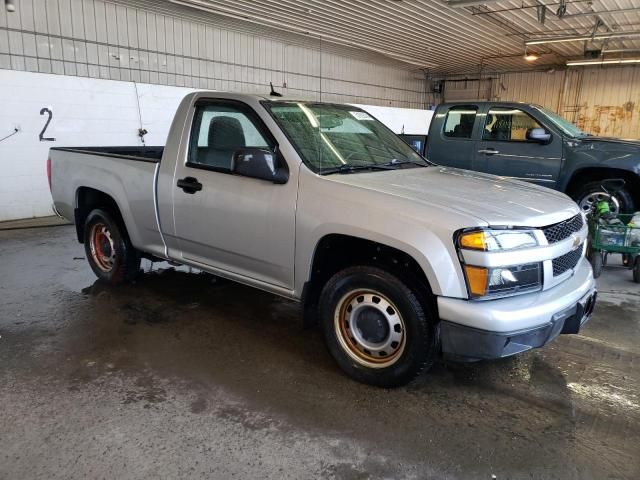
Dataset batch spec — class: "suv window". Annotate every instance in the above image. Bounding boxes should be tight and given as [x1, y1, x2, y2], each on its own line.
[443, 106, 478, 139]
[483, 107, 542, 142]
[188, 104, 269, 170]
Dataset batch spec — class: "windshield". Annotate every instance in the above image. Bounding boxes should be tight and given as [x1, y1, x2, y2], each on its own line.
[263, 101, 429, 174]
[534, 106, 587, 138]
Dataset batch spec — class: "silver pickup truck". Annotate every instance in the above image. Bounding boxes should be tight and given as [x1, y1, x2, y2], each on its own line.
[49, 92, 597, 387]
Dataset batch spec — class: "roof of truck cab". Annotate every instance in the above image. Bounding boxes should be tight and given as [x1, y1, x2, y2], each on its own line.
[190, 91, 376, 107]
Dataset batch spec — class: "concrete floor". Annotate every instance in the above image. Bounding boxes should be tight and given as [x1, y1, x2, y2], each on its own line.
[1, 225, 639, 480]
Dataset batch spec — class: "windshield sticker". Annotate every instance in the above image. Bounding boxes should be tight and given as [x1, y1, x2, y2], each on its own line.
[349, 111, 374, 121]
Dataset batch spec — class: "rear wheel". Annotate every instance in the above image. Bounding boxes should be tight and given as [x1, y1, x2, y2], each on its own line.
[84, 208, 141, 284]
[319, 266, 438, 388]
[633, 257, 640, 284]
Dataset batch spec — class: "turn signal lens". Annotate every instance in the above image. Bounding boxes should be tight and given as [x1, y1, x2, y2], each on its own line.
[464, 265, 488, 296]
[463, 263, 542, 299]
[459, 231, 487, 250]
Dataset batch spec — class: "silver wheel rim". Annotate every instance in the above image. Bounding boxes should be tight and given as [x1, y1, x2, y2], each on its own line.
[334, 290, 406, 369]
[89, 223, 116, 272]
[579, 191, 619, 216]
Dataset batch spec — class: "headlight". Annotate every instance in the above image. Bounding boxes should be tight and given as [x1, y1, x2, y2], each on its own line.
[458, 229, 538, 251]
[457, 229, 542, 300]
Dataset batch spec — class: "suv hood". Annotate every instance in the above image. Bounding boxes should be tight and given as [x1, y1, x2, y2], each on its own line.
[328, 166, 579, 227]
[580, 136, 640, 147]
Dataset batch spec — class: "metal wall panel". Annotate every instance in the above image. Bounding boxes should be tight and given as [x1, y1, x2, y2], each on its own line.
[0, 0, 424, 107]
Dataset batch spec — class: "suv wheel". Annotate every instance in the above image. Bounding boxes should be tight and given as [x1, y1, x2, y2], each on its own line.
[84, 208, 141, 284]
[574, 181, 635, 214]
[319, 266, 438, 388]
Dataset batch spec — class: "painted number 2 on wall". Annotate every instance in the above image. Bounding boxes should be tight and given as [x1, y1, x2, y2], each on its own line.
[39, 107, 55, 142]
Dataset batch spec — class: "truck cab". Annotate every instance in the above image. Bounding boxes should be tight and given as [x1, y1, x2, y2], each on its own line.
[427, 102, 640, 213]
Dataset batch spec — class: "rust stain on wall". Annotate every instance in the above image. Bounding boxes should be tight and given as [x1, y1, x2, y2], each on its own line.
[576, 103, 635, 137]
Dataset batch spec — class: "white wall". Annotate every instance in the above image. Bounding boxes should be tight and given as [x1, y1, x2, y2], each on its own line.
[0, 70, 193, 221]
[353, 104, 433, 135]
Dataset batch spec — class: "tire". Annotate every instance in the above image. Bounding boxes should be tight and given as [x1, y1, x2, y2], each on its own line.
[84, 208, 141, 284]
[573, 180, 635, 214]
[633, 257, 640, 284]
[318, 266, 438, 388]
[589, 249, 603, 279]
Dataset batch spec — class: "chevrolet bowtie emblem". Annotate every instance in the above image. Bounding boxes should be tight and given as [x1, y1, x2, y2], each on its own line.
[572, 234, 581, 248]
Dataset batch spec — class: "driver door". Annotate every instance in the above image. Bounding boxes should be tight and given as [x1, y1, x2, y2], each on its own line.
[474, 106, 563, 187]
[171, 100, 297, 290]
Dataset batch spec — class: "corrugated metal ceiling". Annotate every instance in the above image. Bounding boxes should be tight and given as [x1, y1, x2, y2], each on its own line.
[163, 0, 640, 74]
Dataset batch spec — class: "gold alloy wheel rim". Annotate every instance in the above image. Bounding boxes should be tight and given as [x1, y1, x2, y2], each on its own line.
[89, 223, 116, 272]
[334, 289, 406, 369]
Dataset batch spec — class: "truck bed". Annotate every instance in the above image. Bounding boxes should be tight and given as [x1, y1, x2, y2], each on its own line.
[49, 146, 165, 257]
[51, 146, 164, 162]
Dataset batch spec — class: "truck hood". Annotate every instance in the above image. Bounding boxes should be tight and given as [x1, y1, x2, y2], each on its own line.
[327, 166, 580, 227]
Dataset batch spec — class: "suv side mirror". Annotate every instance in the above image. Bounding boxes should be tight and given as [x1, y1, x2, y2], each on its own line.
[526, 128, 551, 144]
[231, 148, 288, 184]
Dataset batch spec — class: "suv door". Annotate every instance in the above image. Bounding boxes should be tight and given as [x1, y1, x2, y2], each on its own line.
[171, 100, 297, 290]
[427, 105, 479, 169]
[474, 106, 563, 187]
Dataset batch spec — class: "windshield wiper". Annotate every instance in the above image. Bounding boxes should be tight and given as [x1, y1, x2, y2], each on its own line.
[319, 163, 398, 175]
[381, 159, 429, 168]
[319, 159, 429, 175]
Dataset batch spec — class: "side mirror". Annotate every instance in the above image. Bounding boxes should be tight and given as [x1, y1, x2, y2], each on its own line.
[231, 148, 288, 184]
[526, 128, 552, 144]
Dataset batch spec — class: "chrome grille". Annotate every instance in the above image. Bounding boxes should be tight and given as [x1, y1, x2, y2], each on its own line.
[542, 214, 584, 244]
[552, 245, 583, 276]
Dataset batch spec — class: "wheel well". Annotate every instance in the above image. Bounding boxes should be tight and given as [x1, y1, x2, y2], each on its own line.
[566, 168, 640, 206]
[302, 234, 434, 327]
[74, 187, 123, 243]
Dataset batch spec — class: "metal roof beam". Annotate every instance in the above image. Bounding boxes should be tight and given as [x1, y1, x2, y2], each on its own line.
[563, 6, 640, 19]
[526, 30, 640, 45]
[446, 0, 503, 7]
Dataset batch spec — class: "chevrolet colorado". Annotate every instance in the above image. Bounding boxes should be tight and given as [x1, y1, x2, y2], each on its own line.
[49, 92, 597, 387]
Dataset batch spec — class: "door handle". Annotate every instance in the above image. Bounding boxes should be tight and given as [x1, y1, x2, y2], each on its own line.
[177, 176, 203, 194]
[478, 148, 500, 155]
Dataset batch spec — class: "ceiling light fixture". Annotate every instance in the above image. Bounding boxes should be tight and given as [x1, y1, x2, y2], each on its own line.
[526, 30, 640, 46]
[567, 58, 640, 66]
[524, 52, 539, 62]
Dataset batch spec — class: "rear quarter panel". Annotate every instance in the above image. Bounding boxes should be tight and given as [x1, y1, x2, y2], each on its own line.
[50, 149, 163, 253]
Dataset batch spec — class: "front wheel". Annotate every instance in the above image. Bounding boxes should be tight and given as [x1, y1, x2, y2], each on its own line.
[84, 208, 141, 284]
[633, 257, 640, 284]
[574, 181, 635, 214]
[319, 266, 438, 388]
[589, 249, 603, 279]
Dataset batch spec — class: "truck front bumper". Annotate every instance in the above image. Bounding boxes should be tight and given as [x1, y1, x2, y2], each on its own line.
[437, 259, 597, 361]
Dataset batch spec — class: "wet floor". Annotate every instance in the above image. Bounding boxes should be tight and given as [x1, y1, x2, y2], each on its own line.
[1, 225, 639, 479]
